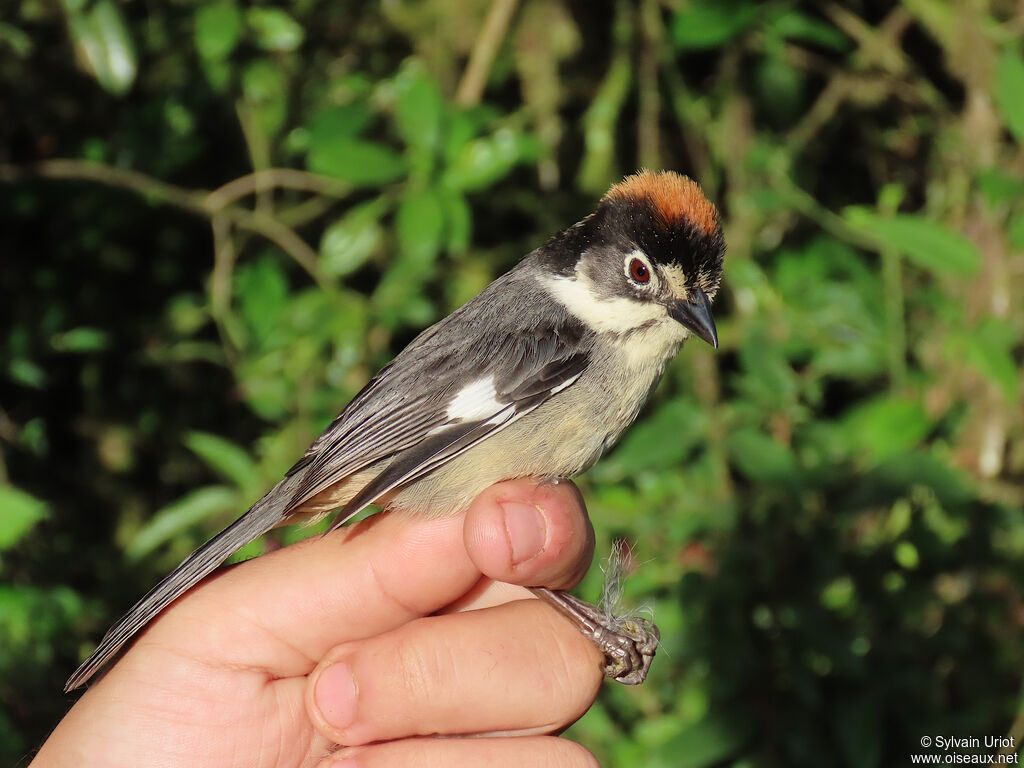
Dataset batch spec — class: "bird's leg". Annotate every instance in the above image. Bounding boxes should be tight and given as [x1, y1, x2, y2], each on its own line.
[529, 587, 660, 685]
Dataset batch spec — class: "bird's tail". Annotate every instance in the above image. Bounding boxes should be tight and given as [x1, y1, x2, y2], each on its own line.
[64, 476, 300, 691]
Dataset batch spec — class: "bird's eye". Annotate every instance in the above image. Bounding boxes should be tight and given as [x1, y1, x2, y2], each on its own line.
[628, 258, 650, 284]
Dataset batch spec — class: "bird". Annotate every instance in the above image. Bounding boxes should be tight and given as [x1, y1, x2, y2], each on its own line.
[65, 169, 725, 691]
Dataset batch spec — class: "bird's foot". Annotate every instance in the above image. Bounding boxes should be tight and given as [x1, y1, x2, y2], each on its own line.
[530, 587, 660, 685]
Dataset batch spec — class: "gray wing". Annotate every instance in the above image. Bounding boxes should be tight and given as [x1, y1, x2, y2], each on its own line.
[287, 308, 593, 526]
[66, 280, 591, 690]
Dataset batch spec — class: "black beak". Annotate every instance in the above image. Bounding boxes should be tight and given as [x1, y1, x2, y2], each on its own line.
[667, 290, 718, 349]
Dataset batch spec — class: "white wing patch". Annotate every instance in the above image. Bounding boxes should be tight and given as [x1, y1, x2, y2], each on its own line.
[446, 377, 502, 422]
[546, 271, 666, 334]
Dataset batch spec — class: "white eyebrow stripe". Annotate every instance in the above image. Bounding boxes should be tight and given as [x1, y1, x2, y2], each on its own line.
[446, 377, 502, 422]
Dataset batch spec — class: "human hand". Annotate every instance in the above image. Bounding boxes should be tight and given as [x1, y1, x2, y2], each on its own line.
[31, 479, 603, 767]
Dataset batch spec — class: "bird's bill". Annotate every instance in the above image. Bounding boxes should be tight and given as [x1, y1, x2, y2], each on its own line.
[667, 290, 718, 349]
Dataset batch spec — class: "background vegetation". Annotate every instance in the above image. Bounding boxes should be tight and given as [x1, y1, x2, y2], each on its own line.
[2, 0, 1023, 765]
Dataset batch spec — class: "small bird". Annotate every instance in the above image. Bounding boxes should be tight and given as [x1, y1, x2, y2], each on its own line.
[66, 169, 725, 691]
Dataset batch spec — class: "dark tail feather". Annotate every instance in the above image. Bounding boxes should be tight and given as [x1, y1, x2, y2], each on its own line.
[64, 477, 298, 691]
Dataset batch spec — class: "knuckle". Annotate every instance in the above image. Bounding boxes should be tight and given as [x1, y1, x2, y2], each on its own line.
[531, 616, 603, 725]
[392, 621, 455, 703]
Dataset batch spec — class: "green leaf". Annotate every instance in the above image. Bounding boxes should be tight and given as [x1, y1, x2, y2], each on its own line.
[441, 109, 480, 166]
[394, 59, 443, 159]
[65, 0, 137, 95]
[439, 190, 472, 253]
[840, 396, 931, 461]
[843, 208, 981, 276]
[860, 453, 975, 508]
[655, 713, 749, 767]
[126, 486, 238, 561]
[609, 399, 707, 474]
[755, 52, 804, 122]
[0, 584, 85, 657]
[578, 42, 632, 193]
[0, 486, 48, 552]
[671, 1, 759, 51]
[194, 0, 242, 61]
[50, 327, 109, 352]
[241, 58, 289, 136]
[246, 7, 304, 52]
[727, 429, 798, 484]
[184, 432, 261, 497]
[8, 358, 46, 389]
[976, 169, 1024, 207]
[769, 10, 849, 51]
[236, 256, 289, 343]
[0, 21, 33, 58]
[320, 199, 387, 278]
[307, 139, 406, 185]
[443, 128, 537, 191]
[226, 536, 266, 564]
[167, 293, 209, 335]
[239, 370, 290, 421]
[960, 318, 1019, 402]
[894, 540, 919, 569]
[821, 576, 856, 611]
[396, 188, 445, 266]
[306, 104, 374, 144]
[1008, 211, 1024, 251]
[995, 48, 1024, 145]
[199, 55, 231, 92]
[371, 188, 445, 327]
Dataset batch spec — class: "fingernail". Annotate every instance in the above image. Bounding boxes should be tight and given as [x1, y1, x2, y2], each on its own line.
[316, 662, 357, 730]
[502, 501, 547, 564]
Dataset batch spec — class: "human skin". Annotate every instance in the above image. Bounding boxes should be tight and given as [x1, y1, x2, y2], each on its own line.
[31, 478, 604, 768]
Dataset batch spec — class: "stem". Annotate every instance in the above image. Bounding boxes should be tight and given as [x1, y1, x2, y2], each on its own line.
[210, 213, 241, 363]
[236, 102, 274, 217]
[455, 0, 521, 106]
[637, 0, 662, 169]
[577, 0, 633, 193]
[880, 245, 907, 391]
[0, 159, 207, 214]
[205, 169, 350, 212]
[0, 159, 331, 290]
[877, 189, 907, 392]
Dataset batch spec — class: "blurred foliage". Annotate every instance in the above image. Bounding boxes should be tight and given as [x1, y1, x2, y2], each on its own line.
[1, 0, 1023, 765]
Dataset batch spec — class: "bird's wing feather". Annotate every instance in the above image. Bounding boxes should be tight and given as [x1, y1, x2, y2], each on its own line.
[288, 313, 592, 521]
[327, 348, 590, 526]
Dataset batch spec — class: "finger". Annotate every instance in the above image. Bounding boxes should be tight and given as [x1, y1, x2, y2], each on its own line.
[306, 599, 603, 746]
[463, 478, 594, 591]
[134, 510, 476, 681]
[438, 577, 533, 614]
[133, 478, 592, 681]
[318, 736, 599, 768]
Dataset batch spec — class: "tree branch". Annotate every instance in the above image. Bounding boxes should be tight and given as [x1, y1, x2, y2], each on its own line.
[455, 0, 521, 106]
[0, 159, 334, 289]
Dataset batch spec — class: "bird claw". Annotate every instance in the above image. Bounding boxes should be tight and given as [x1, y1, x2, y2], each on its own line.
[597, 614, 660, 685]
[530, 587, 660, 686]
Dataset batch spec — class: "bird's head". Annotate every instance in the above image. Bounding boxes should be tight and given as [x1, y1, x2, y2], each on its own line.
[541, 170, 725, 348]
